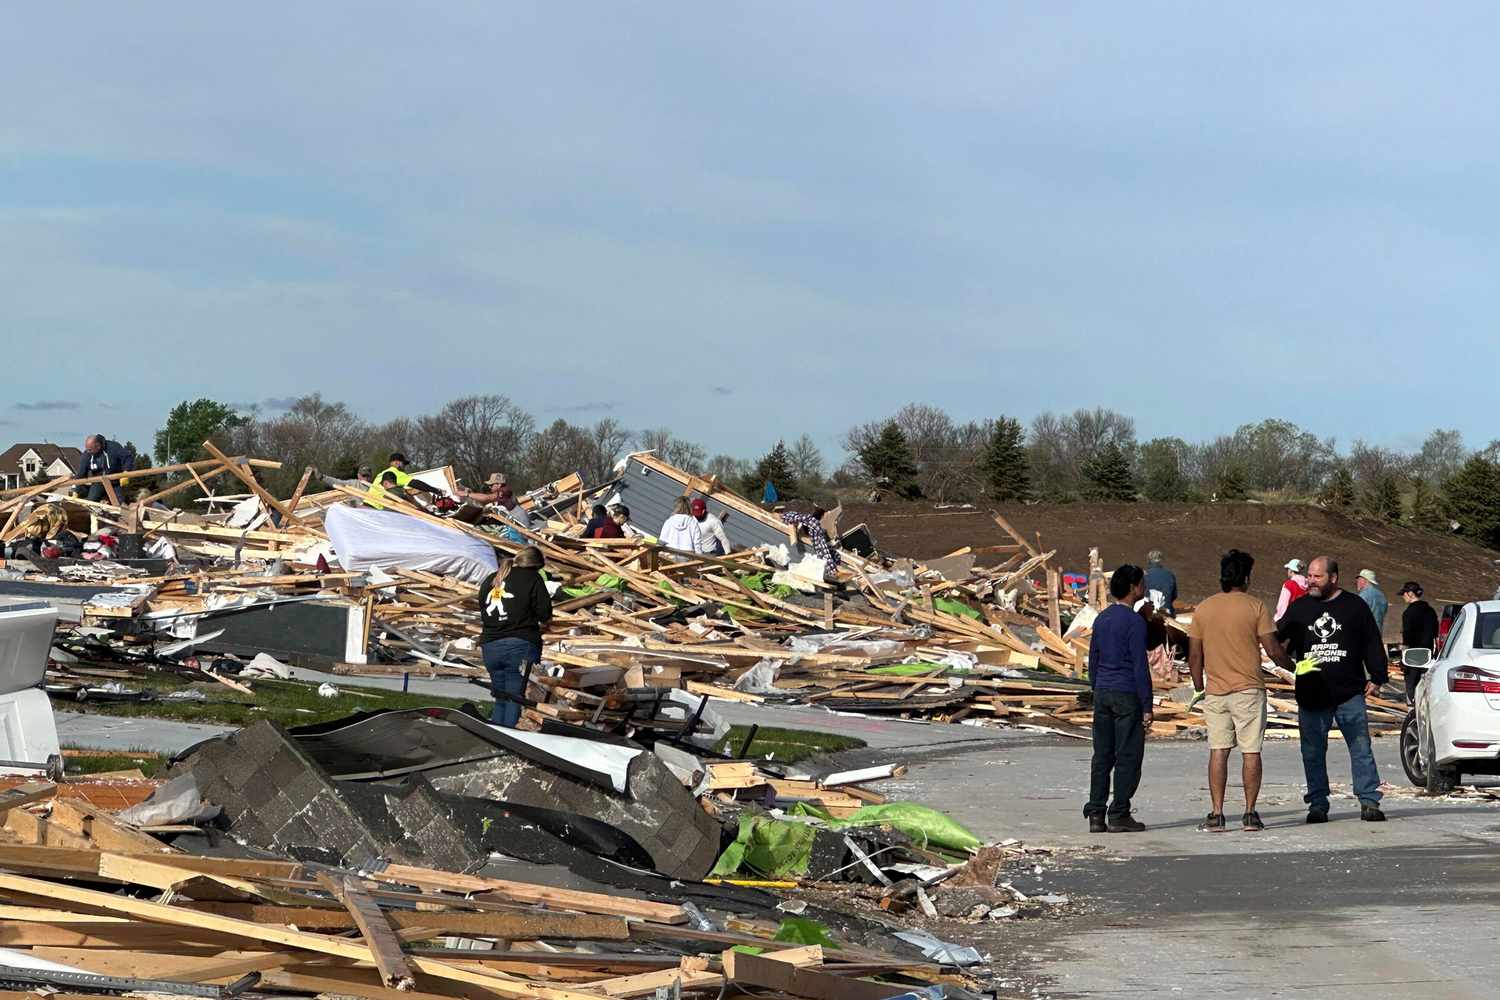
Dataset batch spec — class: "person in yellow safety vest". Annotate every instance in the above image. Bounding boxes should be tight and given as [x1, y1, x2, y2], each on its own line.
[366, 470, 403, 509]
[375, 451, 444, 497]
[376, 452, 415, 489]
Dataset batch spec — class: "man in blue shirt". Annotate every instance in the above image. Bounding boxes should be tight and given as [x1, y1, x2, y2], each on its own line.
[1355, 569, 1389, 636]
[1085, 564, 1153, 833]
[1143, 549, 1178, 615]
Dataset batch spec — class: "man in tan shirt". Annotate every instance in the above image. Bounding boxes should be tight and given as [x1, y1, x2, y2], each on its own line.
[1187, 549, 1297, 832]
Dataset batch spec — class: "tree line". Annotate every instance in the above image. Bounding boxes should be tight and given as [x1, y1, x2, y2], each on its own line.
[148, 395, 1500, 549]
[151, 394, 827, 502]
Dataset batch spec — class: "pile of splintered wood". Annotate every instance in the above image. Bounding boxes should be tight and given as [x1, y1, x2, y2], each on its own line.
[0, 443, 1403, 741]
[0, 777, 974, 1000]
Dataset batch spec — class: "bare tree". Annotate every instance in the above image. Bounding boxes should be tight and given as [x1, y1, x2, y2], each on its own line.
[787, 434, 825, 488]
[706, 454, 752, 486]
[1414, 429, 1466, 486]
[1346, 440, 1412, 495]
[421, 394, 535, 487]
[635, 428, 707, 474]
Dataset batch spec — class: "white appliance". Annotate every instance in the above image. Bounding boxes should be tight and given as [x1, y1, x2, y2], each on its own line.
[0, 600, 62, 775]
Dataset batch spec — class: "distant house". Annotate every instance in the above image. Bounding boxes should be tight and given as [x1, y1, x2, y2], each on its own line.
[0, 443, 82, 491]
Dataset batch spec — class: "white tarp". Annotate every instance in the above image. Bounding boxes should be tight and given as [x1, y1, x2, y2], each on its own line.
[325, 504, 498, 583]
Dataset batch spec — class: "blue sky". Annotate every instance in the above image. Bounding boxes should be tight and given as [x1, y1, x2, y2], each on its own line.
[5, 4, 1498, 464]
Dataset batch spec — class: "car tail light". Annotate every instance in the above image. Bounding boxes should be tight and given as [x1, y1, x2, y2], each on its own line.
[1454, 741, 1495, 749]
[1448, 667, 1500, 694]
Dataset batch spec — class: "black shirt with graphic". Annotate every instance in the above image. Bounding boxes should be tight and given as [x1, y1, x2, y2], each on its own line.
[1276, 590, 1388, 710]
[477, 567, 553, 647]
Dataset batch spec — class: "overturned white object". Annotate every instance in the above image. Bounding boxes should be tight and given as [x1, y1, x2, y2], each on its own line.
[325, 503, 499, 583]
[0, 602, 62, 777]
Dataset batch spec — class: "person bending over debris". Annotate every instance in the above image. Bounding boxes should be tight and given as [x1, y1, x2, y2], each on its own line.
[690, 498, 732, 556]
[780, 506, 842, 573]
[659, 497, 703, 552]
[1277, 556, 1388, 823]
[1143, 549, 1177, 615]
[607, 504, 635, 537]
[375, 452, 445, 496]
[461, 472, 512, 505]
[1084, 564, 1152, 834]
[1188, 550, 1297, 833]
[579, 503, 610, 538]
[478, 546, 552, 727]
[74, 434, 135, 501]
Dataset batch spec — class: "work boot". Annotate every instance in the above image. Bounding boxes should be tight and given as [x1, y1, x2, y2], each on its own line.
[1197, 812, 1226, 833]
[1107, 814, 1146, 833]
[1360, 804, 1387, 822]
[1241, 810, 1265, 832]
[1088, 815, 1107, 834]
[1306, 807, 1329, 824]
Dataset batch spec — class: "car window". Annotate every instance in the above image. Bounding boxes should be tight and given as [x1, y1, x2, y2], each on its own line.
[1475, 612, 1500, 650]
[1439, 609, 1468, 659]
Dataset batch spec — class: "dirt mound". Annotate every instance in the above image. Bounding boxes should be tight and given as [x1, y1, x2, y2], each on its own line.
[843, 500, 1500, 639]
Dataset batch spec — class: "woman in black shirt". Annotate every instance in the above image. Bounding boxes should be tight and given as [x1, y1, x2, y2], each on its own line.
[477, 546, 553, 726]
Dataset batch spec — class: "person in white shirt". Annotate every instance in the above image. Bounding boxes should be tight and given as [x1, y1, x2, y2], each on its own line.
[658, 497, 702, 552]
[690, 499, 732, 556]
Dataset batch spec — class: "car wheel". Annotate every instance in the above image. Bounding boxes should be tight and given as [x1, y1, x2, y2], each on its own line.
[1424, 718, 1459, 796]
[1400, 712, 1426, 787]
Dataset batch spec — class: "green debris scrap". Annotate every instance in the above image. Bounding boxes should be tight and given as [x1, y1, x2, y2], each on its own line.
[789, 802, 982, 852]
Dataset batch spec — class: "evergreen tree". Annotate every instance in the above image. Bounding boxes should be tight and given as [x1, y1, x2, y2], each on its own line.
[857, 422, 921, 499]
[1363, 474, 1402, 522]
[1215, 465, 1249, 501]
[981, 417, 1030, 500]
[1139, 438, 1188, 502]
[741, 440, 798, 500]
[1081, 444, 1136, 501]
[1319, 464, 1356, 511]
[1442, 456, 1500, 547]
[1409, 477, 1447, 532]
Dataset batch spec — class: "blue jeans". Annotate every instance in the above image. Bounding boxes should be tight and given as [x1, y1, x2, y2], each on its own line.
[1299, 692, 1382, 810]
[482, 637, 540, 727]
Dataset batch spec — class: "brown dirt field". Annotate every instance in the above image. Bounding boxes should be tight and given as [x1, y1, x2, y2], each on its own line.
[844, 500, 1500, 639]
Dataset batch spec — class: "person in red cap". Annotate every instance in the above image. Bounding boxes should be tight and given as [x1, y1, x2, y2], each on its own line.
[690, 498, 732, 556]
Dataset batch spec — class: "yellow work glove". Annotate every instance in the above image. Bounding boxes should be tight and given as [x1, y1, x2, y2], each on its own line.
[1189, 688, 1206, 711]
[1295, 656, 1322, 676]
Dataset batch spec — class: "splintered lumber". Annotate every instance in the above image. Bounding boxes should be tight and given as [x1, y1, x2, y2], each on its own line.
[317, 872, 415, 991]
[49, 801, 175, 855]
[374, 865, 688, 925]
[0, 782, 56, 816]
[0, 871, 610, 1000]
[185, 903, 631, 939]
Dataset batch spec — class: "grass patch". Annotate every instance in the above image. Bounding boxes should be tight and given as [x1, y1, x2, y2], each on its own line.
[714, 725, 864, 764]
[63, 753, 167, 779]
[51, 671, 483, 728]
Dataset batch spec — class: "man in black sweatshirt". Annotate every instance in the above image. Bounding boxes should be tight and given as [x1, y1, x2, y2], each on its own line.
[1276, 556, 1388, 823]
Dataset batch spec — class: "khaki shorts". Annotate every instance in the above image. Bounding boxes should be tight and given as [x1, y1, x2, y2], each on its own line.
[1204, 689, 1267, 753]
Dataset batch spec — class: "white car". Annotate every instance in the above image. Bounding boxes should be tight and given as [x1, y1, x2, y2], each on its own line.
[1401, 600, 1500, 794]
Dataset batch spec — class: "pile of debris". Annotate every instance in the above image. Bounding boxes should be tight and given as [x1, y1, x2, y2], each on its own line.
[0, 700, 1046, 1000]
[0, 443, 1406, 743]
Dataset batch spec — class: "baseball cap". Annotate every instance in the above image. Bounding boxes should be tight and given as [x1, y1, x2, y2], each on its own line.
[1284, 558, 1303, 572]
[1358, 569, 1379, 585]
[690, 499, 707, 515]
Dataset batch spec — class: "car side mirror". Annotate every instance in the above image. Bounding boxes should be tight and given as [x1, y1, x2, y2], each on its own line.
[1402, 648, 1432, 668]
